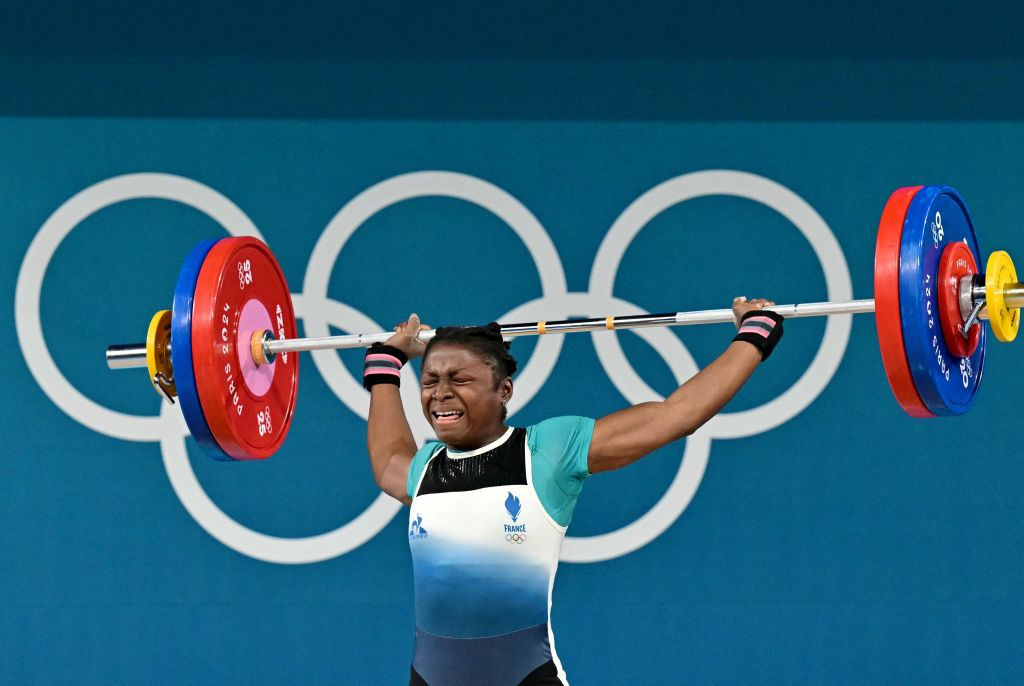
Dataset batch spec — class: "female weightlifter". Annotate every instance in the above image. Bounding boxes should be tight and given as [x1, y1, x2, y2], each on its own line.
[363, 297, 783, 686]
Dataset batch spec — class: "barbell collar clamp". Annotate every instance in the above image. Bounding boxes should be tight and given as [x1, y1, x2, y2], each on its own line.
[962, 299, 986, 339]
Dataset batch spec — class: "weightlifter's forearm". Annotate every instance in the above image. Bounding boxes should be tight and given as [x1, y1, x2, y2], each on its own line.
[663, 341, 762, 427]
[366, 384, 417, 485]
[590, 341, 763, 470]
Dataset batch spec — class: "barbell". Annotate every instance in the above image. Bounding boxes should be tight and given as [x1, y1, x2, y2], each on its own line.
[106, 185, 1022, 461]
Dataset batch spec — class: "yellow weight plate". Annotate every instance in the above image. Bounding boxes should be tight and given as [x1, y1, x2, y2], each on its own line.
[986, 251, 1020, 342]
[146, 310, 177, 398]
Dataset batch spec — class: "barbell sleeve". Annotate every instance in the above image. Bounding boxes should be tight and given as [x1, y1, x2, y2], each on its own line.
[106, 344, 150, 369]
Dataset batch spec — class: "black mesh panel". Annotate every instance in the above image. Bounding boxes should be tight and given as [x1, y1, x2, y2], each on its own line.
[416, 428, 527, 496]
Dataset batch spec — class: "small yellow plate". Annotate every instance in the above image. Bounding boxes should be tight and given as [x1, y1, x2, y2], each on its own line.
[985, 251, 1019, 342]
[146, 310, 177, 398]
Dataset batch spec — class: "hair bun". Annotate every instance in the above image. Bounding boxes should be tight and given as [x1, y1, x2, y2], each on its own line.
[483, 322, 514, 354]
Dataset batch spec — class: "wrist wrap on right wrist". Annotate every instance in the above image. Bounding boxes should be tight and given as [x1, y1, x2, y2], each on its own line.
[364, 344, 408, 389]
[733, 310, 784, 361]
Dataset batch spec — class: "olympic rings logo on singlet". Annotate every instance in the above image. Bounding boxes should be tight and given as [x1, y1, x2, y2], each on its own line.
[506, 533, 527, 544]
[15, 170, 852, 565]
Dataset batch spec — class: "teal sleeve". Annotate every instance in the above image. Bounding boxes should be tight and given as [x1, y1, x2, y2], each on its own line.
[406, 441, 443, 499]
[527, 416, 595, 527]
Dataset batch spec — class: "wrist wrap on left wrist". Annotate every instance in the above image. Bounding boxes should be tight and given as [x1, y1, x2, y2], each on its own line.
[733, 310, 784, 360]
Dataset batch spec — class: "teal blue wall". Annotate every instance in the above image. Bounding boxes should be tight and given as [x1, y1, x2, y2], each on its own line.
[3, 4, 1023, 684]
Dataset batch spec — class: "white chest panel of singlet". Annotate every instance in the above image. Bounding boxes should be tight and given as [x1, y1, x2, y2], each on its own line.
[407, 428, 567, 639]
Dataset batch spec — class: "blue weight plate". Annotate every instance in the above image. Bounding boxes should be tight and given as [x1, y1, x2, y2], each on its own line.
[898, 186, 986, 415]
[171, 239, 233, 461]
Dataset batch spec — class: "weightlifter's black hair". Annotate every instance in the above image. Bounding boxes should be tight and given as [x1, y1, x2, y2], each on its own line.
[423, 323, 517, 387]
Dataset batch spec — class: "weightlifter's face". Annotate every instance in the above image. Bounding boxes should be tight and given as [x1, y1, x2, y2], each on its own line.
[420, 344, 511, 450]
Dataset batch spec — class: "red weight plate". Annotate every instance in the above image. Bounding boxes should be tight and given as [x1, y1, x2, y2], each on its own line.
[936, 241, 980, 359]
[191, 237, 299, 460]
[874, 186, 934, 418]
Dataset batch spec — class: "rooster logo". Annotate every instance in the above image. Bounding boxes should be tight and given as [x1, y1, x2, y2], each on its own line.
[409, 514, 428, 539]
[504, 492, 522, 523]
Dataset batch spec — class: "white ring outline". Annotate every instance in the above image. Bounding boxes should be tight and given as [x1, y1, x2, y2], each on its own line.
[591, 170, 853, 438]
[301, 171, 570, 421]
[15, 173, 262, 441]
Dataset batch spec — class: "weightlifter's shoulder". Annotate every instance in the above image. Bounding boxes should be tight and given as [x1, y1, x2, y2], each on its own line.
[526, 416, 594, 474]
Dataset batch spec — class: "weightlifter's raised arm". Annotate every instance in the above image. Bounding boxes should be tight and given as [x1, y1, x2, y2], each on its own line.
[364, 314, 430, 505]
[588, 297, 783, 473]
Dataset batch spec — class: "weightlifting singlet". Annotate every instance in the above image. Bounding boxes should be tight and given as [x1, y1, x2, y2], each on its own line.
[406, 419, 592, 686]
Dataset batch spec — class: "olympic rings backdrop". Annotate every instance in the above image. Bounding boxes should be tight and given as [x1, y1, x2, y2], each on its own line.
[4, 119, 1024, 684]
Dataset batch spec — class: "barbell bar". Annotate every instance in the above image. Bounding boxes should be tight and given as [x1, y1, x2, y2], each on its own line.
[110, 290, 1024, 369]
[105, 184, 1022, 461]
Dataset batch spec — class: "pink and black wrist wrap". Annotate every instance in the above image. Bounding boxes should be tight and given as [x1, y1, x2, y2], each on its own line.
[363, 344, 408, 389]
[733, 310, 784, 361]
